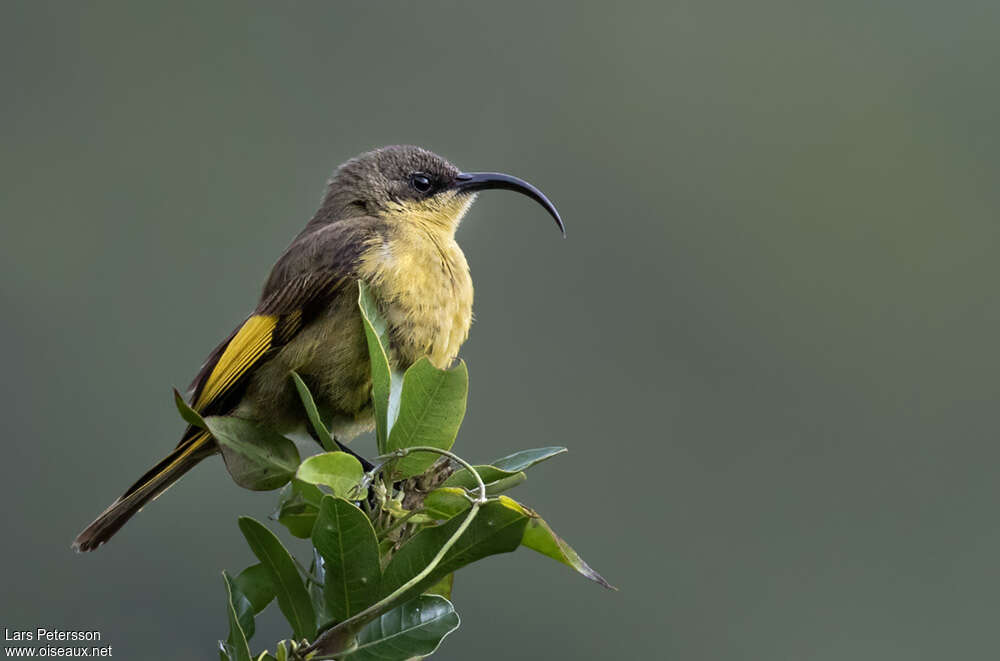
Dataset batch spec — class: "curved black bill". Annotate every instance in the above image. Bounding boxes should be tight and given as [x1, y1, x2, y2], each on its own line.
[454, 172, 565, 236]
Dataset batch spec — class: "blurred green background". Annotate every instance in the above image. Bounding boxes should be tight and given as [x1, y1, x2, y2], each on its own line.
[3, 1, 999, 658]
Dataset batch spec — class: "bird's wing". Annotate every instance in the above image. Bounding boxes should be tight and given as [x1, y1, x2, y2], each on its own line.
[182, 272, 349, 434]
[179, 216, 381, 447]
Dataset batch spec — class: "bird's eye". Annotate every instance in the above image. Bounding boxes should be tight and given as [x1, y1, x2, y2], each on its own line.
[409, 173, 433, 194]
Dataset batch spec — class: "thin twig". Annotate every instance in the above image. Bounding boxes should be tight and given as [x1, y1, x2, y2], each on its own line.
[377, 508, 422, 541]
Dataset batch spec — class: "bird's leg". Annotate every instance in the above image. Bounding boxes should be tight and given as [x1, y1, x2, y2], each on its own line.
[332, 435, 375, 472]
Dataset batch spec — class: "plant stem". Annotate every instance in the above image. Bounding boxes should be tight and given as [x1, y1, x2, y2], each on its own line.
[377, 508, 422, 540]
[291, 555, 322, 586]
[377, 446, 488, 505]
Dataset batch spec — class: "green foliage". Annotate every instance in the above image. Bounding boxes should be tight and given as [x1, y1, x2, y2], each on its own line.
[209, 417, 300, 491]
[238, 517, 316, 642]
[313, 497, 382, 622]
[441, 464, 527, 495]
[275, 481, 323, 539]
[342, 595, 459, 661]
[379, 498, 530, 605]
[358, 281, 399, 452]
[203, 284, 610, 660]
[173, 388, 207, 430]
[384, 357, 468, 479]
[423, 573, 454, 600]
[290, 372, 336, 452]
[296, 453, 364, 498]
[222, 572, 253, 661]
[421, 488, 472, 520]
[491, 446, 568, 471]
[523, 517, 616, 590]
[232, 564, 276, 615]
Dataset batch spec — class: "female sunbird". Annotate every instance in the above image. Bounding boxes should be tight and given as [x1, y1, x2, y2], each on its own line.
[73, 145, 563, 552]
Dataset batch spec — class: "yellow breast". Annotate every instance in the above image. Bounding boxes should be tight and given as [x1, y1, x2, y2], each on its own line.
[358, 225, 474, 370]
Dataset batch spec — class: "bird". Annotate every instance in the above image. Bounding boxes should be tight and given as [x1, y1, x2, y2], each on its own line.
[72, 145, 564, 552]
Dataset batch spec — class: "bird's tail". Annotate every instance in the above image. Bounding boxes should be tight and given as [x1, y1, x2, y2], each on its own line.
[72, 431, 215, 552]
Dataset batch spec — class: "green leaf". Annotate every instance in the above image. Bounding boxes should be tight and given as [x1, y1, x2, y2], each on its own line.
[275, 481, 323, 539]
[421, 488, 471, 520]
[441, 465, 526, 495]
[358, 281, 400, 452]
[309, 547, 335, 631]
[233, 563, 276, 616]
[522, 516, 616, 590]
[312, 496, 382, 621]
[423, 573, 454, 600]
[441, 465, 517, 486]
[491, 446, 567, 472]
[296, 452, 365, 498]
[237, 517, 316, 641]
[173, 388, 207, 429]
[380, 498, 530, 604]
[222, 571, 253, 661]
[385, 358, 469, 479]
[290, 372, 335, 452]
[273, 641, 289, 661]
[277, 501, 319, 539]
[228, 574, 258, 640]
[295, 479, 325, 507]
[207, 416, 300, 491]
[386, 365, 404, 436]
[340, 595, 460, 661]
[480, 472, 526, 494]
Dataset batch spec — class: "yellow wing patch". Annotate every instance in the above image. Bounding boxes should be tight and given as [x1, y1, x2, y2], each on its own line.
[194, 314, 277, 410]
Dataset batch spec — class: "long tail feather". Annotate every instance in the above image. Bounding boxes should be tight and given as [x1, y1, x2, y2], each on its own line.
[72, 431, 215, 552]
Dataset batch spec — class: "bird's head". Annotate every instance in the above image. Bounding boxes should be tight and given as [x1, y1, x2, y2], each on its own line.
[321, 145, 564, 237]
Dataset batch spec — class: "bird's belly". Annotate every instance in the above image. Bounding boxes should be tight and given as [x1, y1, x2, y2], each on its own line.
[357, 229, 474, 370]
[380, 276, 473, 370]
